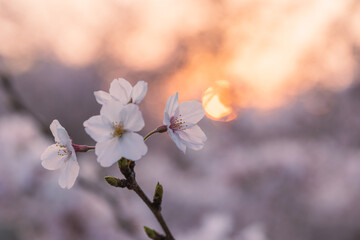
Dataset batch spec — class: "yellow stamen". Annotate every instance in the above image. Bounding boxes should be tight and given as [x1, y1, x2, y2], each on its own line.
[112, 122, 125, 137]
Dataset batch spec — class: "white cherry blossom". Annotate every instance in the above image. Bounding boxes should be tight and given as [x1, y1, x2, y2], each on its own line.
[163, 92, 207, 153]
[84, 101, 147, 167]
[94, 78, 147, 105]
[41, 120, 79, 189]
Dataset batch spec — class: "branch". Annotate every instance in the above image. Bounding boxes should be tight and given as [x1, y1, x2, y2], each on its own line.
[106, 159, 175, 239]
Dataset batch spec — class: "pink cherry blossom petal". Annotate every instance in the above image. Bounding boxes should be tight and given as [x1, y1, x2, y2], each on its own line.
[95, 138, 123, 167]
[118, 132, 148, 160]
[131, 81, 148, 104]
[41, 144, 66, 170]
[177, 125, 207, 150]
[120, 104, 145, 132]
[94, 90, 112, 104]
[168, 128, 186, 153]
[164, 92, 179, 119]
[50, 119, 70, 144]
[100, 100, 124, 123]
[84, 115, 113, 142]
[177, 101, 205, 125]
[109, 78, 132, 104]
[58, 156, 79, 189]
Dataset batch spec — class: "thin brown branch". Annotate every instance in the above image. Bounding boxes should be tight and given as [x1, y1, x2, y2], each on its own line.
[118, 159, 175, 240]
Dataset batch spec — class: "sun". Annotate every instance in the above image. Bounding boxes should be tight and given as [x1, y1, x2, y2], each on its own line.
[202, 80, 237, 122]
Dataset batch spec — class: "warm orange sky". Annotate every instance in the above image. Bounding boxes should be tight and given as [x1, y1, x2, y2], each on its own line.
[1, 0, 359, 120]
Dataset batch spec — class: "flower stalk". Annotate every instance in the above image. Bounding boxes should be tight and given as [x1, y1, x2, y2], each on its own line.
[72, 144, 95, 152]
[116, 159, 174, 240]
[143, 125, 167, 141]
[105, 129, 175, 239]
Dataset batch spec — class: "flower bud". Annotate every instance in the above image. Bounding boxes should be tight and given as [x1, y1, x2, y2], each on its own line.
[152, 182, 163, 211]
[144, 226, 164, 239]
[104, 176, 127, 188]
[156, 125, 168, 133]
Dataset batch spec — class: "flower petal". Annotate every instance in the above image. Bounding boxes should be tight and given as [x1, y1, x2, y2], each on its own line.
[95, 138, 123, 167]
[120, 104, 145, 132]
[50, 120, 71, 144]
[94, 90, 112, 105]
[177, 101, 205, 125]
[163, 92, 179, 124]
[118, 132, 147, 160]
[84, 115, 113, 142]
[109, 78, 132, 104]
[41, 144, 66, 170]
[131, 81, 147, 104]
[100, 99, 124, 123]
[168, 128, 186, 153]
[58, 156, 79, 189]
[177, 125, 207, 151]
[164, 112, 170, 126]
[50, 120, 61, 142]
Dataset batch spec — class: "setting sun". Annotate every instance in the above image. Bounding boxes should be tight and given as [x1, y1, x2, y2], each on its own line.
[202, 80, 237, 122]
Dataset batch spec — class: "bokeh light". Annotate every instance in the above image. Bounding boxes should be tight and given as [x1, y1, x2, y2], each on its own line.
[202, 80, 237, 121]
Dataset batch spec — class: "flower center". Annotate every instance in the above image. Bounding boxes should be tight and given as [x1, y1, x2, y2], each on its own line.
[169, 114, 188, 131]
[55, 142, 71, 157]
[112, 122, 125, 137]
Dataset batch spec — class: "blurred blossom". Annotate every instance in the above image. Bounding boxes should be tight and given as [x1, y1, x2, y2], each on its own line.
[178, 213, 233, 240]
[0, 114, 47, 192]
[238, 223, 267, 240]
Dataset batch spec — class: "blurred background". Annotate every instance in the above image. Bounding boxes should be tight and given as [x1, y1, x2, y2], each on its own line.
[1, 0, 360, 239]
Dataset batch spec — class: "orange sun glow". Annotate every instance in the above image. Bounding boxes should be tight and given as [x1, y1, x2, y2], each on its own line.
[202, 80, 237, 122]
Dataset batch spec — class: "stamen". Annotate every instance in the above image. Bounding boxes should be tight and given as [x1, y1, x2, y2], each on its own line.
[112, 121, 125, 137]
[169, 115, 187, 131]
[56, 141, 71, 157]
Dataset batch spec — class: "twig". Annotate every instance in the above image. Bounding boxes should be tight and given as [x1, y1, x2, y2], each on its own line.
[132, 182, 173, 239]
[106, 158, 175, 239]
[0, 73, 51, 136]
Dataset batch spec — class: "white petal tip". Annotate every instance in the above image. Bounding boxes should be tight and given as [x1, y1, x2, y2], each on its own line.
[97, 158, 116, 168]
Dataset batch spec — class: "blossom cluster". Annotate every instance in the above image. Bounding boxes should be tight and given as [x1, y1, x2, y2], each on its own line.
[40, 78, 206, 189]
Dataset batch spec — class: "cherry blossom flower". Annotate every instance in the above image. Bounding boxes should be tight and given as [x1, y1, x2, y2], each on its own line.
[84, 101, 147, 167]
[94, 78, 147, 105]
[41, 120, 79, 189]
[163, 92, 207, 153]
